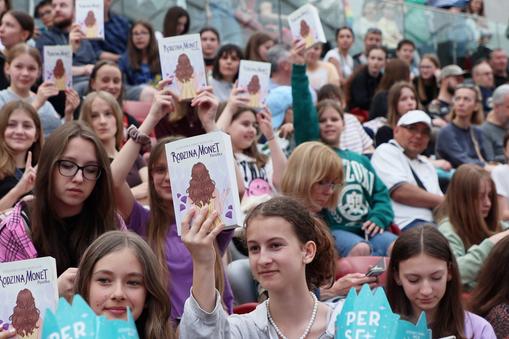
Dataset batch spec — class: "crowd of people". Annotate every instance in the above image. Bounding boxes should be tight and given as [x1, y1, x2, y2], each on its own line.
[0, 0, 508, 338]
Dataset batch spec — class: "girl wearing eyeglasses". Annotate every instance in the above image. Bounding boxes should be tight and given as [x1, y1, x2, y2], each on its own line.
[291, 41, 396, 258]
[0, 121, 121, 301]
[118, 20, 161, 87]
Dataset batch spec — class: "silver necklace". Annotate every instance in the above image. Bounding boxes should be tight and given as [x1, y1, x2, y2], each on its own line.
[266, 292, 319, 339]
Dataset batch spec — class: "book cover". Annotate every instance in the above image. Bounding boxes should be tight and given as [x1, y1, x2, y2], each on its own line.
[288, 4, 326, 48]
[75, 0, 104, 39]
[238, 60, 271, 109]
[0, 257, 58, 339]
[165, 131, 242, 235]
[158, 33, 207, 101]
[43, 46, 73, 91]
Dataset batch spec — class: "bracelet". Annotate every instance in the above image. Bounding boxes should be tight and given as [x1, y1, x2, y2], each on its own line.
[127, 125, 151, 146]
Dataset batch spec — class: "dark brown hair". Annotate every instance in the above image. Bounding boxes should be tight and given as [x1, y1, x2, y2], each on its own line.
[230, 108, 267, 168]
[3, 10, 34, 41]
[212, 44, 243, 81]
[74, 231, 175, 339]
[415, 54, 440, 104]
[30, 122, 117, 275]
[317, 84, 344, 107]
[244, 32, 274, 62]
[387, 81, 420, 127]
[245, 196, 336, 290]
[387, 225, 466, 338]
[9, 289, 40, 337]
[468, 236, 509, 316]
[162, 6, 189, 37]
[376, 58, 410, 93]
[127, 20, 160, 75]
[186, 162, 216, 207]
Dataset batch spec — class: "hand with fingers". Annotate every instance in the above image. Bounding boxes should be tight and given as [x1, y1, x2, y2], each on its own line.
[69, 23, 85, 53]
[58, 267, 78, 302]
[362, 220, 384, 239]
[191, 87, 219, 132]
[148, 79, 178, 121]
[64, 88, 81, 121]
[226, 85, 250, 112]
[14, 152, 37, 196]
[33, 81, 59, 110]
[256, 107, 275, 141]
[289, 39, 307, 65]
[0, 326, 16, 339]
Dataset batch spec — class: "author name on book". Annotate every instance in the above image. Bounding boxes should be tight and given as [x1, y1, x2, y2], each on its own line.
[0, 269, 50, 288]
[171, 142, 221, 164]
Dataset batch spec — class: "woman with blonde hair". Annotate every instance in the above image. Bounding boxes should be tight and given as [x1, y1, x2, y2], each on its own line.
[438, 164, 509, 290]
[79, 91, 148, 202]
[436, 84, 493, 169]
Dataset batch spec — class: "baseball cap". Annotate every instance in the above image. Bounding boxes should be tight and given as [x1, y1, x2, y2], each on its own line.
[397, 110, 432, 128]
[440, 65, 466, 81]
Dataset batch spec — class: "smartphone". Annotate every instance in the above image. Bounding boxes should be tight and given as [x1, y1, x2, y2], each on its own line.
[365, 257, 386, 277]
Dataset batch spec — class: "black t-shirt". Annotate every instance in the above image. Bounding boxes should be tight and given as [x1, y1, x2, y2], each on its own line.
[0, 175, 19, 199]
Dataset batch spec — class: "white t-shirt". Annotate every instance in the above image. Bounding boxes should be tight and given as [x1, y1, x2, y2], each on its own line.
[371, 140, 443, 229]
[323, 48, 354, 79]
[340, 113, 373, 154]
[492, 164, 509, 201]
[306, 61, 340, 91]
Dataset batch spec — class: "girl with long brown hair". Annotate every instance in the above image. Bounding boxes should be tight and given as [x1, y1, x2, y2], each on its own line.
[110, 80, 234, 323]
[438, 164, 509, 290]
[468, 236, 509, 338]
[387, 225, 495, 338]
[0, 101, 43, 211]
[74, 231, 175, 339]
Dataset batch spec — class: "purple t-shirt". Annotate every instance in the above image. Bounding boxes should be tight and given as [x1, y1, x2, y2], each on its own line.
[128, 202, 234, 321]
[464, 311, 496, 338]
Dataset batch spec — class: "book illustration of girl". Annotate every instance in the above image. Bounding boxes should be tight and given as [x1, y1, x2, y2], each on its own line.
[300, 19, 315, 48]
[84, 10, 98, 38]
[9, 289, 41, 339]
[52, 59, 67, 90]
[174, 53, 196, 100]
[186, 162, 224, 227]
[246, 74, 261, 108]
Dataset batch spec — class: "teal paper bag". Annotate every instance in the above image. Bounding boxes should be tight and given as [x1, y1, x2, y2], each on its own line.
[335, 284, 431, 339]
[41, 295, 138, 338]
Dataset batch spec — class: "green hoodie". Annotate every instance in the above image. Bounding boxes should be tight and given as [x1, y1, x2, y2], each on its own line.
[292, 64, 393, 236]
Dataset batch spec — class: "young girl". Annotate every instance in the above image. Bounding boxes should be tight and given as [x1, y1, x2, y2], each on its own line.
[412, 54, 440, 109]
[74, 231, 175, 339]
[387, 224, 496, 338]
[375, 81, 419, 146]
[323, 26, 355, 86]
[79, 91, 148, 202]
[305, 42, 340, 92]
[468, 236, 509, 338]
[118, 20, 160, 87]
[292, 42, 396, 257]
[437, 164, 509, 290]
[0, 101, 43, 211]
[217, 87, 287, 198]
[0, 122, 121, 298]
[209, 44, 243, 102]
[244, 32, 275, 62]
[110, 82, 234, 322]
[0, 10, 33, 90]
[87, 60, 141, 127]
[180, 196, 337, 338]
[200, 26, 220, 73]
[0, 43, 79, 137]
[436, 84, 493, 169]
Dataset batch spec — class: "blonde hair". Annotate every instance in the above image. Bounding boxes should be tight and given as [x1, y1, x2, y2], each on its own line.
[281, 141, 343, 210]
[449, 84, 484, 125]
[79, 91, 124, 149]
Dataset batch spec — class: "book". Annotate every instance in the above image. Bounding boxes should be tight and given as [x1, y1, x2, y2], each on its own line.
[43, 46, 73, 91]
[0, 257, 58, 338]
[75, 0, 104, 39]
[158, 33, 207, 101]
[238, 60, 271, 109]
[165, 131, 242, 235]
[287, 4, 326, 48]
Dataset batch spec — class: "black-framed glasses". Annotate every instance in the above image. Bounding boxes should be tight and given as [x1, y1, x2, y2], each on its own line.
[56, 160, 102, 180]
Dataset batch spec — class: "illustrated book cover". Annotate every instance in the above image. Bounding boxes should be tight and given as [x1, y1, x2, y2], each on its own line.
[158, 33, 207, 101]
[0, 257, 58, 339]
[237, 60, 271, 109]
[75, 0, 104, 39]
[43, 46, 73, 91]
[288, 4, 326, 48]
[165, 131, 242, 235]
